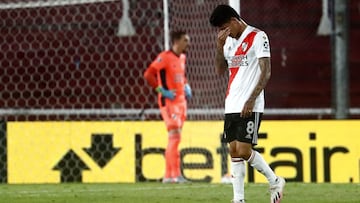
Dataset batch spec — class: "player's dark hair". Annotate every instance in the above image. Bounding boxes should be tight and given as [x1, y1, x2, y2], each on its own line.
[170, 30, 187, 43]
[209, 4, 240, 27]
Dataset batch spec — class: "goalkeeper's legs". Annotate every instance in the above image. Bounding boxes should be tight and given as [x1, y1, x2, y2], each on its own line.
[161, 103, 187, 183]
[164, 130, 181, 182]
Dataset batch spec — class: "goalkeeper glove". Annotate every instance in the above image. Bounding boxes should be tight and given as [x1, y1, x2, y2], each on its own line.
[184, 84, 192, 99]
[156, 86, 175, 100]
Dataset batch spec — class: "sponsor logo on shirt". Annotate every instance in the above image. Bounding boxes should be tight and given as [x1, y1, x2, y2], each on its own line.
[230, 55, 248, 67]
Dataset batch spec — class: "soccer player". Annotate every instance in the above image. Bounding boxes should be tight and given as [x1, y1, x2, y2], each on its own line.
[143, 30, 192, 183]
[209, 5, 285, 203]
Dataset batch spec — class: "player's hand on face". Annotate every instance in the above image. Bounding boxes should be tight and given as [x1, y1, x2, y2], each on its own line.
[217, 27, 230, 48]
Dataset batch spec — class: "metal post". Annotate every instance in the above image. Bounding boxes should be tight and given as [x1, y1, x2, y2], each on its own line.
[163, 0, 169, 50]
[229, 0, 240, 15]
[332, 0, 349, 119]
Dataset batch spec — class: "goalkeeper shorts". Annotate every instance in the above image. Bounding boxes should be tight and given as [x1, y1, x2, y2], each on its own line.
[159, 101, 187, 131]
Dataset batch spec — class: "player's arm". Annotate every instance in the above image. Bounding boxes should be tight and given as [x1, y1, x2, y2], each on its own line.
[241, 57, 271, 117]
[215, 47, 228, 75]
[215, 27, 230, 75]
[144, 56, 175, 100]
[250, 57, 271, 101]
[143, 65, 158, 89]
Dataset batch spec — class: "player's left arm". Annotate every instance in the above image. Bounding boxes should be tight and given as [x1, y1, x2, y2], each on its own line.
[241, 32, 271, 117]
[241, 57, 271, 117]
[249, 57, 271, 102]
[183, 56, 192, 99]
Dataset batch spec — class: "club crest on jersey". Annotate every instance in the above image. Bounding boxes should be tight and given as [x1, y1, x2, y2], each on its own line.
[156, 57, 162, 62]
[241, 42, 248, 52]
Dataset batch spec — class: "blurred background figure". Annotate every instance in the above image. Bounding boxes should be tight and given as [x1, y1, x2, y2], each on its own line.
[144, 30, 192, 183]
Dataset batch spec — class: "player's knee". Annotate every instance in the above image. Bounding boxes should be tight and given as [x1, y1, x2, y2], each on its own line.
[166, 118, 183, 131]
[168, 128, 181, 138]
[168, 127, 181, 135]
[230, 147, 252, 160]
[168, 132, 181, 150]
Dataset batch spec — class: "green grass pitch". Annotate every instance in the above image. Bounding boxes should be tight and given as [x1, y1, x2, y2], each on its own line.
[0, 183, 359, 203]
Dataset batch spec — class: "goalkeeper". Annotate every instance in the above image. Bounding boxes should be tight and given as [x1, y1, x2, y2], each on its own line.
[143, 30, 192, 183]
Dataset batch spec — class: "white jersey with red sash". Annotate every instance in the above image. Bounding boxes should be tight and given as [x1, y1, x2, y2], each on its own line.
[223, 26, 271, 114]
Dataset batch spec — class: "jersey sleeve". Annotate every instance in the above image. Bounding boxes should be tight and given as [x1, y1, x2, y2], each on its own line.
[253, 31, 271, 58]
[144, 52, 167, 89]
[148, 52, 167, 71]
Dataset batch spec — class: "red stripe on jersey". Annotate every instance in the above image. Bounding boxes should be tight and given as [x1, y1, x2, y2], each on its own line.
[226, 67, 239, 97]
[225, 31, 258, 98]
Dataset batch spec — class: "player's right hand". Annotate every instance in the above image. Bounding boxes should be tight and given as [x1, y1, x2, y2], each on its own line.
[217, 27, 230, 48]
[156, 86, 175, 100]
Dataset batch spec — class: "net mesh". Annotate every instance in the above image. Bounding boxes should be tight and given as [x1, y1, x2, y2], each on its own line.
[1, 0, 359, 121]
[0, 0, 164, 120]
[0, 0, 231, 121]
[168, 0, 228, 120]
